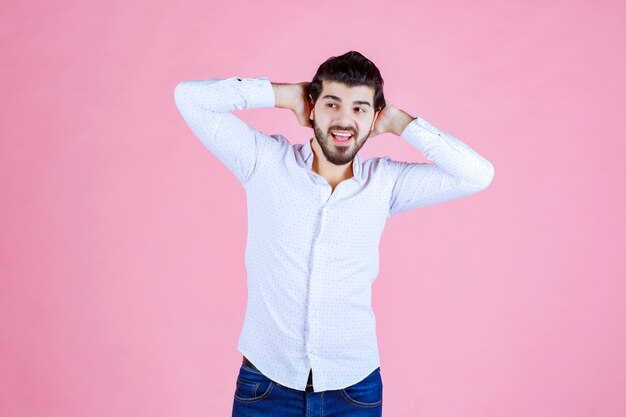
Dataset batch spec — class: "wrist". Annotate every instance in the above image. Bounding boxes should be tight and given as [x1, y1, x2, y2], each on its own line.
[271, 83, 299, 110]
[389, 110, 415, 136]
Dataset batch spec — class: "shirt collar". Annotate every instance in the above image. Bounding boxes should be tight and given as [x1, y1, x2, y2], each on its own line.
[300, 138, 364, 185]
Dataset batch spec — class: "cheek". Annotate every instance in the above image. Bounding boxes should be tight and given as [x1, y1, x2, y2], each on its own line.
[359, 118, 373, 132]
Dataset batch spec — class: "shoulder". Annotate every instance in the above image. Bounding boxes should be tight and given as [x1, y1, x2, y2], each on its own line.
[364, 155, 403, 174]
[360, 156, 396, 185]
[256, 132, 293, 163]
[363, 155, 391, 169]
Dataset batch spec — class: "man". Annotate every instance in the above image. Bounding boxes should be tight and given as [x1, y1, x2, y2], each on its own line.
[174, 50, 494, 417]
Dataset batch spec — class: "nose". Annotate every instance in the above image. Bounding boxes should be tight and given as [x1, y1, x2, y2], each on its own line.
[334, 106, 356, 129]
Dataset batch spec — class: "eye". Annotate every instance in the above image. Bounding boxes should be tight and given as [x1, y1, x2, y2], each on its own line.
[326, 103, 337, 108]
[355, 107, 366, 113]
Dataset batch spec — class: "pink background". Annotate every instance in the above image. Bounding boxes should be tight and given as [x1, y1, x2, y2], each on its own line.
[1, 0, 625, 416]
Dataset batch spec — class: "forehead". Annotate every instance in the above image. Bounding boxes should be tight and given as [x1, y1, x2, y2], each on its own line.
[319, 80, 375, 103]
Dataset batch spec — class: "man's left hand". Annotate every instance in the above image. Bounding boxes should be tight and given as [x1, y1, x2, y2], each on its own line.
[370, 101, 415, 137]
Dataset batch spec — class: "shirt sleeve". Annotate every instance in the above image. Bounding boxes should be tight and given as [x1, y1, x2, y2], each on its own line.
[385, 116, 495, 217]
[173, 76, 277, 185]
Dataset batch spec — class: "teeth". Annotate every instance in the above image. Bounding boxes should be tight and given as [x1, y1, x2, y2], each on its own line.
[333, 132, 351, 137]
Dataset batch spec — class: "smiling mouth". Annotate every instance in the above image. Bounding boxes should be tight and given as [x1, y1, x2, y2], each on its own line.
[330, 131, 354, 145]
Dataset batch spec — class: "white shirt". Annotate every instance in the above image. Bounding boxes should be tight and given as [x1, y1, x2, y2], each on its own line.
[173, 75, 494, 392]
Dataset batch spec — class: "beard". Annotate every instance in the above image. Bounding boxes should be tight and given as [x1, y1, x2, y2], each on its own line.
[311, 118, 372, 166]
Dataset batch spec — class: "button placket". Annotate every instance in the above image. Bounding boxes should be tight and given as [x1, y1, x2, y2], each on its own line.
[306, 185, 331, 361]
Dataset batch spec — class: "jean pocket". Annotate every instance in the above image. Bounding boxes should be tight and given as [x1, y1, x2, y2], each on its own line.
[340, 367, 383, 408]
[233, 364, 276, 403]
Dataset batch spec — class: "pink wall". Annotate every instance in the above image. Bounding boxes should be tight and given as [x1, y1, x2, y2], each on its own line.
[1, 0, 625, 416]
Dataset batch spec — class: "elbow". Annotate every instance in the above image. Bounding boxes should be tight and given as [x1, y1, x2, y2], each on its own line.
[174, 81, 197, 112]
[173, 81, 187, 109]
[477, 160, 495, 190]
[464, 160, 495, 191]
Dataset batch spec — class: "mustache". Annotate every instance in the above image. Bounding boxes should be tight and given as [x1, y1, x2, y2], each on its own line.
[328, 126, 357, 135]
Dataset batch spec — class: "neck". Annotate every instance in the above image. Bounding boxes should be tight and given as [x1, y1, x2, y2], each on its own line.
[310, 138, 354, 184]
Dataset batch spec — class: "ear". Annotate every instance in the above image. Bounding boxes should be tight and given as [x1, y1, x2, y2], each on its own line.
[370, 111, 380, 131]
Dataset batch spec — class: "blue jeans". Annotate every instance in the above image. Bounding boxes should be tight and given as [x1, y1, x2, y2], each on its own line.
[231, 363, 383, 416]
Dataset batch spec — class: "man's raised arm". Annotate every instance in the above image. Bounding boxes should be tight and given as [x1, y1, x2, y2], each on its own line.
[174, 76, 280, 185]
[372, 102, 495, 217]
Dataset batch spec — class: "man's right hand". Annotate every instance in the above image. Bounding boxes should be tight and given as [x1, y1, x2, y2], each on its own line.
[272, 82, 312, 128]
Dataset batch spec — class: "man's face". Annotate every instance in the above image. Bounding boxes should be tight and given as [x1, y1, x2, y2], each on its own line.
[310, 80, 379, 166]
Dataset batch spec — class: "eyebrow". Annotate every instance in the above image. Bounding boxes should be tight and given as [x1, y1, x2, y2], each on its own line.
[322, 94, 372, 107]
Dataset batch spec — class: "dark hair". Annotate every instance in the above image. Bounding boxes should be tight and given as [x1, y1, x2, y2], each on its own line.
[309, 50, 386, 113]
